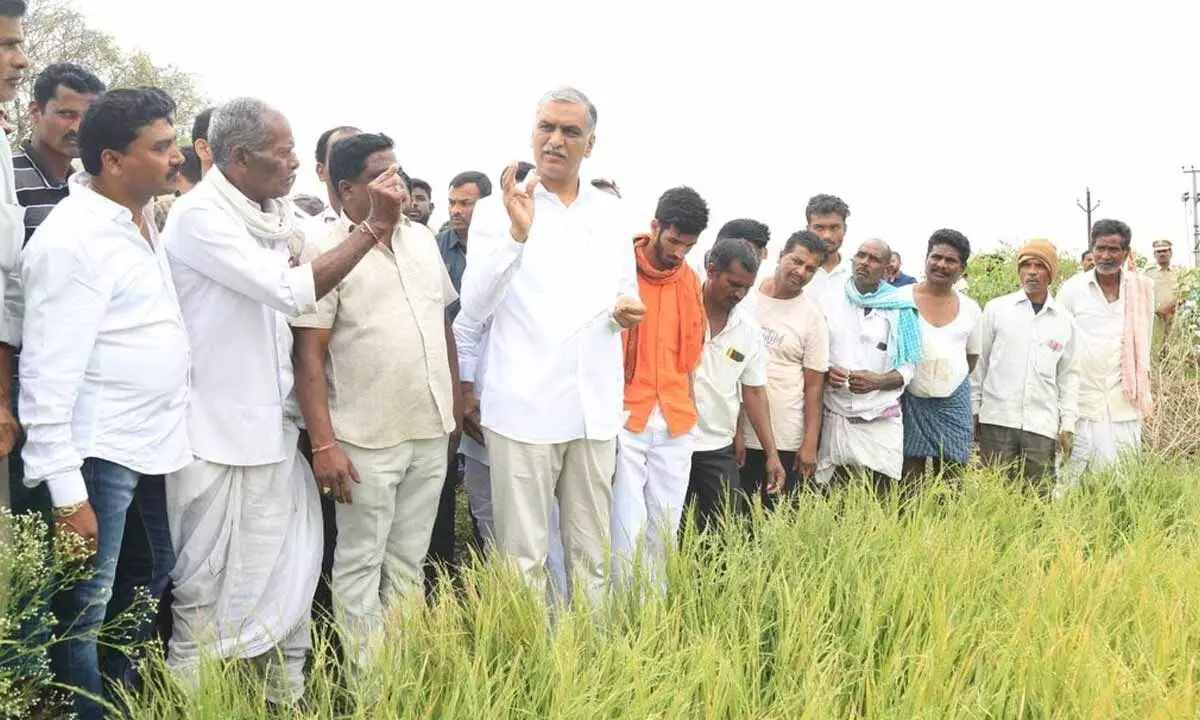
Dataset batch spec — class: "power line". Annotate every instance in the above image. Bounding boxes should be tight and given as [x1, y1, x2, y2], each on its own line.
[1183, 166, 1200, 267]
[1076, 187, 1100, 247]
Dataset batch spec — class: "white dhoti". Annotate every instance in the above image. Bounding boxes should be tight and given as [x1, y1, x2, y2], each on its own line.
[815, 410, 904, 485]
[1055, 418, 1143, 497]
[166, 424, 322, 703]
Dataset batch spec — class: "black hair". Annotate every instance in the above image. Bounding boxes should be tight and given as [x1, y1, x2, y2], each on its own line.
[707, 237, 760, 275]
[409, 178, 432, 197]
[716, 218, 770, 250]
[78, 87, 176, 176]
[1090, 218, 1132, 250]
[1080, 249, 1093, 261]
[329, 132, 408, 199]
[179, 146, 202, 184]
[654, 186, 709, 236]
[508, 162, 535, 185]
[805, 194, 850, 223]
[315, 125, 359, 165]
[781, 230, 828, 260]
[0, 1, 26, 17]
[927, 228, 971, 264]
[450, 170, 492, 199]
[191, 107, 213, 143]
[32, 63, 105, 109]
[591, 178, 621, 198]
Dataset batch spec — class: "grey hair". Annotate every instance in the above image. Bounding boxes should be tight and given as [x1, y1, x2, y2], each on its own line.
[208, 97, 282, 169]
[537, 87, 598, 131]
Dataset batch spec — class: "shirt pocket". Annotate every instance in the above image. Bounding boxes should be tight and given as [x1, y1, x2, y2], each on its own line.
[1032, 339, 1063, 380]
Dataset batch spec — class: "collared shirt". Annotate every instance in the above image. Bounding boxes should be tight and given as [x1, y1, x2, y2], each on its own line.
[889, 272, 917, 287]
[459, 181, 638, 444]
[1057, 270, 1151, 423]
[740, 284, 830, 451]
[0, 139, 24, 347]
[12, 139, 72, 246]
[692, 301, 766, 452]
[293, 214, 457, 448]
[972, 290, 1079, 440]
[19, 180, 191, 506]
[821, 284, 915, 420]
[164, 175, 318, 466]
[436, 226, 468, 319]
[1143, 265, 1180, 309]
[807, 263, 852, 312]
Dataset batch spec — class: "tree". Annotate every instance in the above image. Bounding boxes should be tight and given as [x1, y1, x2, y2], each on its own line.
[9, 0, 209, 148]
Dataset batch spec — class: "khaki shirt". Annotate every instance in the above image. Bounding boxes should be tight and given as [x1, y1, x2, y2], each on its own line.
[294, 214, 457, 448]
[1143, 266, 1179, 311]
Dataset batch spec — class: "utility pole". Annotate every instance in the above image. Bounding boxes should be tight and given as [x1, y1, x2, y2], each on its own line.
[1076, 187, 1100, 247]
[1183, 166, 1200, 267]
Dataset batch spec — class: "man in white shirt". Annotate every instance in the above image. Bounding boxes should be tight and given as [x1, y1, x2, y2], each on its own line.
[817, 239, 921, 492]
[459, 87, 644, 606]
[20, 87, 190, 720]
[973, 239, 1078, 489]
[1057, 220, 1154, 490]
[292, 133, 460, 667]
[737, 231, 829, 504]
[900, 230, 982, 482]
[686, 238, 783, 529]
[162, 98, 407, 704]
[802, 194, 852, 305]
[0, 0, 30, 508]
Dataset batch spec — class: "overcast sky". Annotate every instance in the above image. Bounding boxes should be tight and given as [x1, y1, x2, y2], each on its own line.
[83, 0, 1200, 271]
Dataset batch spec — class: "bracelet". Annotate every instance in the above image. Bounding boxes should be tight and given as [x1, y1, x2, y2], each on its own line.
[312, 441, 339, 455]
[53, 500, 87, 518]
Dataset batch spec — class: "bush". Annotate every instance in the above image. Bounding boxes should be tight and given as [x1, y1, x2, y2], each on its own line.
[963, 243, 1080, 309]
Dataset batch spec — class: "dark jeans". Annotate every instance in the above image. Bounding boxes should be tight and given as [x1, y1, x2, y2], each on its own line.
[979, 423, 1057, 491]
[739, 448, 799, 510]
[297, 430, 338, 623]
[51, 459, 173, 720]
[424, 451, 460, 595]
[684, 444, 744, 531]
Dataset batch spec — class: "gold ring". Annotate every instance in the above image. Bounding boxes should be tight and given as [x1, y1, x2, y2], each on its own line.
[321, 485, 333, 495]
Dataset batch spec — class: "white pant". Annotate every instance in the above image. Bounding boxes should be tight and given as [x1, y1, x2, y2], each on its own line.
[334, 437, 447, 667]
[611, 406, 695, 592]
[463, 455, 569, 605]
[1056, 419, 1142, 497]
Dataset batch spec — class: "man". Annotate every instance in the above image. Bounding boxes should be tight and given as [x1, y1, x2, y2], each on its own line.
[887, 250, 917, 287]
[591, 177, 621, 198]
[162, 98, 406, 703]
[717, 218, 771, 264]
[686, 238, 783, 529]
[190, 107, 214, 175]
[802, 193, 852, 304]
[1143, 239, 1180, 351]
[974, 239, 1078, 488]
[175, 146, 201, 193]
[1057, 219, 1155, 490]
[817, 238, 921, 492]
[1080, 249, 1095, 273]
[14, 63, 106, 245]
[293, 133, 459, 665]
[313, 124, 360, 221]
[459, 87, 643, 606]
[611, 186, 708, 589]
[737, 231, 828, 503]
[900, 230, 981, 481]
[436, 170, 492, 320]
[0, 0, 30, 510]
[20, 87, 188, 720]
[406, 177, 434, 225]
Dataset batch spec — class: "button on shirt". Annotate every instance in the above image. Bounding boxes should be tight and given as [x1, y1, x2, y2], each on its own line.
[292, 215, 457, 448]
[1057, 270, 1148, 423]
[821, 285, 915, 420]
[971, 290, 1079, 440]
[164, 178, 318, 466]
[459, 183, 638, 444]
[20, 180, 192, 506]
[692, 302, 766, 452]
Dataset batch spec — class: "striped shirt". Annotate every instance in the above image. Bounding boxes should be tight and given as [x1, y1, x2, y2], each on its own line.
[12, 140, 72, 246]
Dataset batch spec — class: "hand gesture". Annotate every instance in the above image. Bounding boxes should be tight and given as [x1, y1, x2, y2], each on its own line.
[848, 371, 884, 394]
[613, 296, 646, 330]
[365, 164, 409, 230]
[313, 444, 361, 504]
[828, 366, 850, 390]
[502, 162, 540, 243]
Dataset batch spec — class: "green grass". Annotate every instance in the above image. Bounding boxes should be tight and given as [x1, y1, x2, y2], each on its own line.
[111, 458, 1200, 719]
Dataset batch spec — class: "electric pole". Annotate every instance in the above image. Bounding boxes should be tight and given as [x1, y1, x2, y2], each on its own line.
[1183, 166, 1200, 267]
[1077, 187, 1100, 247]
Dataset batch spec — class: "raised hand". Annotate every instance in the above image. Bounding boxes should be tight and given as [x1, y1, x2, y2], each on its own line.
[365, 164, 409, 230]
[502, 161, 540, 243]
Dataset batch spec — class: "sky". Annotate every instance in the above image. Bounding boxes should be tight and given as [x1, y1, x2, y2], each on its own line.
[82, 0, 1200, 273]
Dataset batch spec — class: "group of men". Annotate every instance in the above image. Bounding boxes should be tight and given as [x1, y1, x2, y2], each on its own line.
[0, 1, 1180, 715]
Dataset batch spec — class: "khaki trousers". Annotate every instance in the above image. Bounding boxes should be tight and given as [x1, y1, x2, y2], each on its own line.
[333, 436, 447, 666]
[485, 429, 615, 608]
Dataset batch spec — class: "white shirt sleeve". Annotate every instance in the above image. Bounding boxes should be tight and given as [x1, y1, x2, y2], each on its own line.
[453, 313, 487, 383]
[971, 301, 996, 415]
[18, 236, 109, 506]
[0, 143, 25, 347]
[1057, 317, 1080, 435]
[165, 203, 317, 318]
[459, 201, 524, 321]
